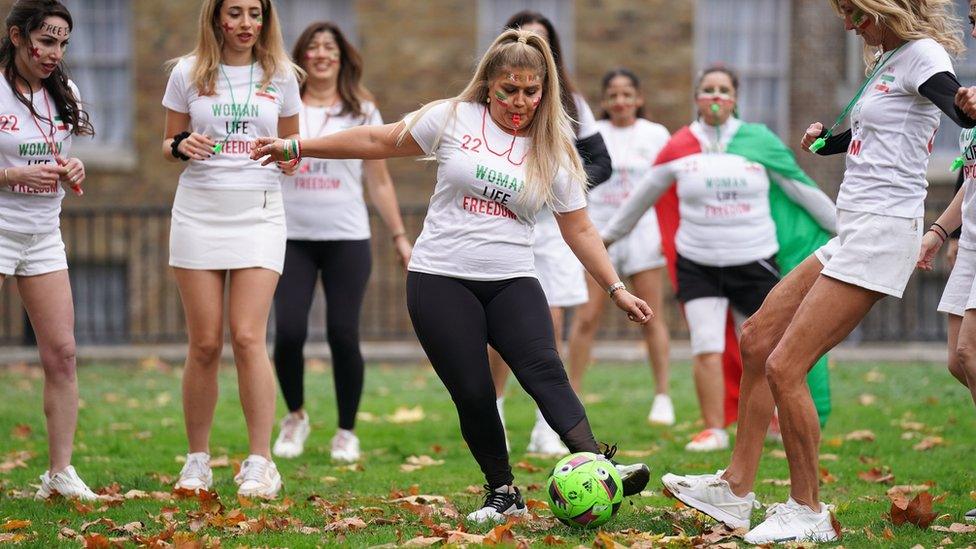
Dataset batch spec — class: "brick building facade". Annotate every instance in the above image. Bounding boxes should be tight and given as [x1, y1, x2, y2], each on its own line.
[0, 0, 968, 344]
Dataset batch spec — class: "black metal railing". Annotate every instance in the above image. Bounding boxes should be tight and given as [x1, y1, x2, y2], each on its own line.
[0, 197, 958, 346]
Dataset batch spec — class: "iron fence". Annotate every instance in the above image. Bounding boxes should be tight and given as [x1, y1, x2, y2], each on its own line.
[0, 198, 958, 346]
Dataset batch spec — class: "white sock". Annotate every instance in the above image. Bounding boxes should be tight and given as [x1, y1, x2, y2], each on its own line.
[534, 407, 547, 426]
[709, 428, 729, 442]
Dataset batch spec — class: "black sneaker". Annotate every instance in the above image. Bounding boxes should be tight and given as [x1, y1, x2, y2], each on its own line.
[466, 484, 528, 523]
[966, 507, 976, 522]
[601, 443, 650, 497]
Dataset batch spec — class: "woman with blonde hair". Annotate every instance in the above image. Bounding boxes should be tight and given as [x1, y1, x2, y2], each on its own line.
[253, 29, 652, 522]
[270, 21, 412, 463]
[662, 0, 976, 543]
[161, 0, 302, 499]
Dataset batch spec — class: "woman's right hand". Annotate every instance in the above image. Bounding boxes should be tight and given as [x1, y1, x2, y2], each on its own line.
[800, 122, 823, 152]
[251, 137, 289, 165]
[178, 132, 216, 161]
[611, 289, 654, 324]
[5, 164, 68, 190]
[917, 230, 945, 271]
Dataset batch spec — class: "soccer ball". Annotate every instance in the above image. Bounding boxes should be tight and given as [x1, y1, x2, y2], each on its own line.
[546, 451, 623, 528]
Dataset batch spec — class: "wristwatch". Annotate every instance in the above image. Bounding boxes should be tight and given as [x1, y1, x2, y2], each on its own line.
[607, 281, 626, 298]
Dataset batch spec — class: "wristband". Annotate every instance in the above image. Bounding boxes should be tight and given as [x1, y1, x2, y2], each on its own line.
[927, 228, 947, 243]
[931, 222, 949, 240]
[607, 281, 626, 298]
[170, 132, 191, 161]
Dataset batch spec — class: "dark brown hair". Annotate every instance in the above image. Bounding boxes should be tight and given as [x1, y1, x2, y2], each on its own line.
[291, 21, 371, 118]
[599, 68, 645, 120]
[504, 10, 580, 134]
[695, 63, 739, 93]
[0, 0, 93, 136]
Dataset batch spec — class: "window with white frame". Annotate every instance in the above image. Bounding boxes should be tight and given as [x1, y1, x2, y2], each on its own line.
[275, 0, 358, 51]
[476, 0, 574, 70]
[695, 0, 792, 138]
[65, 0, 132, 161]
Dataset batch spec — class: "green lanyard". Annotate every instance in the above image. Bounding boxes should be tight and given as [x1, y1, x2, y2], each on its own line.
[954, 130, 976, 172]
[809, 45, 904, 153]
[213, 62, 255, 154]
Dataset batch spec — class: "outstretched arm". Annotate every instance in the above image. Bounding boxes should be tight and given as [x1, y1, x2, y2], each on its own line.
[251, 121, 424, 164]
[600, 162, 675, 244]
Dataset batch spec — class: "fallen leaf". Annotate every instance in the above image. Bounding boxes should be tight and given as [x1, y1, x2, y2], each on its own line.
[932, 522, 976, 533]
[864, 369, 885, 383]
[883, 526, 895, 539]
[514, 461, 542, 473]
[899, 420, 927, 431]
[10, 424, 31, 440]
[465, 485, 482, 494]
[769, 449, 787, 459]
[324, 517, 367, 532]
[386, 406, 425, 424]
[0, 450, 33, 473]
[400, 455, 444, 472]
[858, 393, 877, 405]
[819, 467, 838, 484]
[845, 430, 876, 442]
[390, 494, 449, 505]
[858, 467, 895, 484]
[0, 534, 30, 544]
[484, 521, 516, 544]
[401, 536, 443, 547]
[446, 530, 486, 544]
[1, 520, 30, 531]
[889, 490, 937, 528]
[208, 455, 230, 468]
[542, 534, 566, 545]
[820, 453, 839, 461]
[762, 478, 791, 486]
[913, 436, 944, 451]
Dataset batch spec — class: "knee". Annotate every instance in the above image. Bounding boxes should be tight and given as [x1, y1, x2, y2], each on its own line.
[955, 342, 976, 377]
[740, 317, 773, 372]
[230, 328, 265, 354]
[188, 337, 223, 366]
[327, 323, 360, 351]
[449, 381, 497, 412]
[41, 339, 77, 383]
[764, 349, 801, 394]
[574, 311, 601, 336]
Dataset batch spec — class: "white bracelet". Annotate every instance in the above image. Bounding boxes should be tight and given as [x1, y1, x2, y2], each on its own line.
[607, 281, 626, 298]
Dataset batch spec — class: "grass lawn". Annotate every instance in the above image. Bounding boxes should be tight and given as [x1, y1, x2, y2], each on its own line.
[1, 358, 975, 548]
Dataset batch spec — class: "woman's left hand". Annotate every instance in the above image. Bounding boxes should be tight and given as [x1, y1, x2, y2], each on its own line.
[916, 230, 945, 271]
[393, 235, 412, 270]
[955, 86, 976, 119]
[251, 137, 289, 165]
[612, 289, 654, 324]
[59, 157, 85, 195]
[277, 159, 301, 176]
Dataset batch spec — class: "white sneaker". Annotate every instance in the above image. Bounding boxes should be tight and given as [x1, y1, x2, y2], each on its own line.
[330, 429, 360, 463]
[496, 397, 510, 453]
[174, 452, 213, 492]
[272, 411, 311, 458]
[34, 466, 98, 501]
[647, 394, 675, 426]
[234, 455, 282, 499]
[685, 428, 730, 452]
[744, 498, 838, 544]
[966, 507, 976, 522]
[466, 484, 527, 523]
[661, 470, 757, 529]
[526, 410, 569, 457]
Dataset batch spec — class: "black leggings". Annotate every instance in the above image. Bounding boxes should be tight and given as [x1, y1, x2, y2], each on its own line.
[406, 271, 598, 487]
[273, 239, 372, 430]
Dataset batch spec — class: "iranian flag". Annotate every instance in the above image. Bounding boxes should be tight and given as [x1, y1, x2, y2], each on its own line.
[255, 83, 278, 102]
[54, 116, 67, 132]
[653, 122, 833, 427]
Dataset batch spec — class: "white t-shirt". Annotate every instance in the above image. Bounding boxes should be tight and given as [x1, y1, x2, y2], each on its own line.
[407, 101, 586, 280]
[837, 38, 953, 218]
[0, 78, 79, 234]
[958, 127, 976, 250]
[590, 118, 671, 228]
[162, 57, 302, 191]
[281, 101, 383, 240]
[574, 93, 599, 139]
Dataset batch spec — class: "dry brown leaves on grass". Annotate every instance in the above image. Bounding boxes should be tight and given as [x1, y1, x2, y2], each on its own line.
[845, 429, 876, 442]
[889, 490, 938, 528]
[858, 466, 895, 484]
[912, 436, 944, 451]
[387, 405, 425, 424]
[0, 450, 33, 473]
[400, 455, 445, 472]
[10, 423, 31, 440]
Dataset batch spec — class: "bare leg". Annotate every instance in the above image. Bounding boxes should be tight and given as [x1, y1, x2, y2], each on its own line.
[693, 352, 724, 429]
[953, 310, 976, 406]
[947, 314, 966, 385]
[228, 268, 280, 458]
[629, 268, 670, 395]
[19, 271, 77, 473]
[765, 275, 881, 510]
[173, 268, 225, 455]
[722, 255, 823, 496]
[566, 274, 606, 393]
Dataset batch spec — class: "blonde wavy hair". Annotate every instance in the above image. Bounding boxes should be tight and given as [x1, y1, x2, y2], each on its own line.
[171, 0, 303, 96]
[399, 29, 586, 211]
[829, 0, 965, 69]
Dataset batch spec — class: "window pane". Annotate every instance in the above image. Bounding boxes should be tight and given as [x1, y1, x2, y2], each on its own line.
[476, 0, 574, 71]
[275, 0, 357, 50]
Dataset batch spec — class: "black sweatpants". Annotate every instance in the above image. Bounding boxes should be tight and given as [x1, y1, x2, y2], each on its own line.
[273, 239, 372, 430]
[406, 271, 598, 487]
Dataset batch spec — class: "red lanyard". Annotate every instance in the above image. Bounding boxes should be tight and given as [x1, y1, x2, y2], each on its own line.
[27, 88, 62, 164]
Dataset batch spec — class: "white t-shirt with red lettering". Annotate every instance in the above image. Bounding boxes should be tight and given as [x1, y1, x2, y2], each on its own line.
[407, 100, 586, 280]
[0, 78, 79, 234]
[281, 101, 382, 240]
[839, 38, 953, 218]
[162, 56, 302, 191]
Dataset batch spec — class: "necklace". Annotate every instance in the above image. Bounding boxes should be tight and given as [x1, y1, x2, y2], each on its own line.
[480, 105, 528, 166]
[214, 62, 255, 154]
[809, 44, 904, 153]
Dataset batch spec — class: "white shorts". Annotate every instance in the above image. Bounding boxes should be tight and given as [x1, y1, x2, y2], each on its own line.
[814, 209, 921, 298]
[684, 296, 746, 355]
[170, 186, 286, 274]
[533, 219, 587, 308]
[0, 226, 67, 277]
[938, 245, 976, 316]
[608, 211, 666, 277]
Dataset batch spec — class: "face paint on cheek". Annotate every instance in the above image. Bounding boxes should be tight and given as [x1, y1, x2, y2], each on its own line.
[852, 8, 870, 29]
[29, 46, 40, 59]
[493, 90, 510, 106]
[222, 22, 235, 33]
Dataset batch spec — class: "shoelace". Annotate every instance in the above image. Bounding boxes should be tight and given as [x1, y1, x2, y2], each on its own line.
[239, 459, 269, 485]
[481, 485, 515, 511]
[182, 457, 209, 480]
[765, 502, 798, 519]
[598, 442, 618, 461]
[280, 417, 300, 442]
[332, 432, 353, 451]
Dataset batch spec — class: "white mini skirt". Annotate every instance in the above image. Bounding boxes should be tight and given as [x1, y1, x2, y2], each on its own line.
[169, 186, 286, 274]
